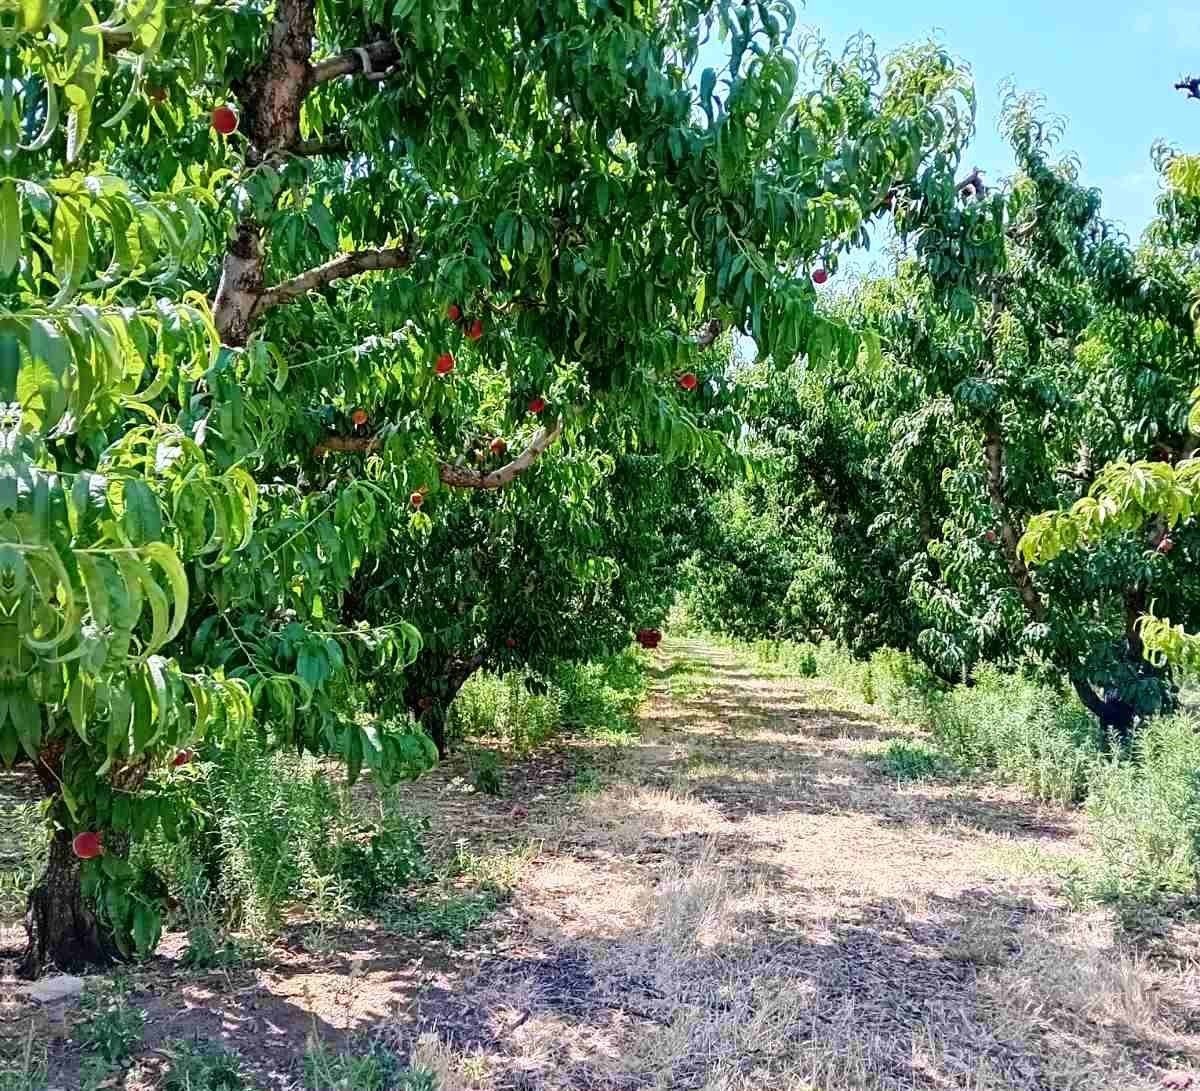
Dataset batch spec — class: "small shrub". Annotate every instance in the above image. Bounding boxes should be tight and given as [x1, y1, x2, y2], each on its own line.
[147, 735, 431, 936]
[1087, 714, 1200, 900]
[744, 638, 820, 678]
[928, 667, 1099, 803]
[146, 736, 349, 932]
[868, 648, 941, 723]
[469, 750, 504, 796]
[793, 645, 818, 677]
[553, 650, 647, 736]
[336, 815, 432, 910]
[450, 842, 536, 890]
[879, 739, 952, 781]
[303, 1039, 434, 1091]
[451, 670, 560, 752]
[161, 1043, 249, 1091]
[77, 988, 145, 1065]
[451, 650, 647, 749]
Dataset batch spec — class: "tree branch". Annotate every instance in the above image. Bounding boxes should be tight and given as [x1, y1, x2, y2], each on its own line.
[983, 429, 1046, 622]
[439, 422, 563, 488]
[314, 422, 565, 490]
[311, 39, 401, 85]
[289, 137, 349, 158]
[255, 246, 412, 315]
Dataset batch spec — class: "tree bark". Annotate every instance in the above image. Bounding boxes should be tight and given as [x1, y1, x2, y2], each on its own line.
[255, 246, 412, 315]
[235, 0, 315, 155]
[212, 222, 266, 347]
[310, 39, 401, 85]
[19, 831, 119, 979]
[17, 745, 148, 977]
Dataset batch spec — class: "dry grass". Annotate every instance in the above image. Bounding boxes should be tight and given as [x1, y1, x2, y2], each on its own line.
[386, 640, 1200, 1091]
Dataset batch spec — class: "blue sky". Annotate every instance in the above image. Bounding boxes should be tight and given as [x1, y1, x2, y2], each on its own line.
[703, 1, 1200, 243]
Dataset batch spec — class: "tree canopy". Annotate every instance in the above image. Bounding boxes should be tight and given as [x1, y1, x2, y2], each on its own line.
[10, 0, 977, 973]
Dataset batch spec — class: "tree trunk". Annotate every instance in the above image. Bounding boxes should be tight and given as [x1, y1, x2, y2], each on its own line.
[212, 221, 265, 347]
[16, 743, 145, 978]
[406, 651, 488, 759]
[19, 831, 120, 979]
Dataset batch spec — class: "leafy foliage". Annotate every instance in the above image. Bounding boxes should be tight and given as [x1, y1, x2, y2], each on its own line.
[689, 90, 1200, 740]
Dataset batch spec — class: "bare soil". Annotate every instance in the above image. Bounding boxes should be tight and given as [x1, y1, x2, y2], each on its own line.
[40, 639, 1200, 1090]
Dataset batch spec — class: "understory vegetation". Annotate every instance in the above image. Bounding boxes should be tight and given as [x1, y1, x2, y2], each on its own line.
[112, 651, 650, 962]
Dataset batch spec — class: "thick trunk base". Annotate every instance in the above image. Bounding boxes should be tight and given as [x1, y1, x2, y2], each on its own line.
[19, 833, 120, 980]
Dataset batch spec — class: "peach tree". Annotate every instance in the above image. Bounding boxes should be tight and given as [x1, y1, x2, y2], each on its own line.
[689, 92, 1200, 741]
[1022, 89, 1200, 682]
[10, 0, 975, 974]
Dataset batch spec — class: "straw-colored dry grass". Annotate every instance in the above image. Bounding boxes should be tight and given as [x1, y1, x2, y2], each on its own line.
[388, 639, 1200, 1091]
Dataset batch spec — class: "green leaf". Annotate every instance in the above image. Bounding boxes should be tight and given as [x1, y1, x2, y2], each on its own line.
[10, 692, 41, 759]
[700, 67, 718, 122]
[131, 902, 161, 956]
[0, 180, 21, 276]
[140, 542, 189, 643]
[122, 479, 163, 544]
[67, 674, 92, 742]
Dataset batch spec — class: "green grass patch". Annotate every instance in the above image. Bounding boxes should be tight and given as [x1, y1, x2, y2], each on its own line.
[664, 656, 713, 701]
[452, 648, 649, 750]
[161, 1043, 252, 1091]
[303, 1039, 434, 1091]
[1086, 715, 1200, 902]
[877, 739, 955, 781]
[380, 890, 500, 945]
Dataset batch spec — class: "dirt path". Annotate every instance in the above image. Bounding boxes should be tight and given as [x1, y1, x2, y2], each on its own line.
[396, 638, 1200, 1091]
[43, 639, 1200, 1090]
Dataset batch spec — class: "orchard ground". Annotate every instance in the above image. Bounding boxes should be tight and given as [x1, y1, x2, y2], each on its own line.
[38, 640, 1200, 1090]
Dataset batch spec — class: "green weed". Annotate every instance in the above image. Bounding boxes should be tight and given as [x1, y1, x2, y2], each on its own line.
[553, 649, 647, 736]
[571, 766, 602, 794]
[303, 1038, 434, 1091]
[145, 736, 432, 936]
[78, 987, 145, 1065]
[77, 983, 146, 1090]
[0, 1023, 47, 1091]
[451, 649, 648, 751]
[927, 667, 1099, 803]
[161, 1042, 251, 1091]
[380, 890, 499, 945]
[468, 750, 504, 796]
[1086, 714, 1200, 901]
[452, 670, 561, 752]
[450, 841, 536, 889]
[878, 739, 953, 781]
